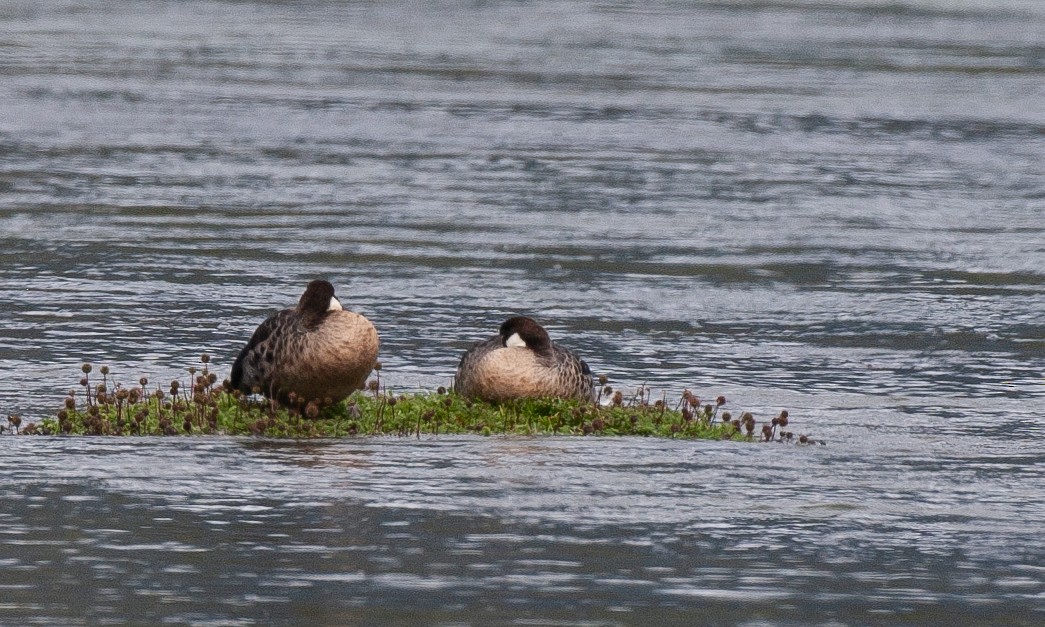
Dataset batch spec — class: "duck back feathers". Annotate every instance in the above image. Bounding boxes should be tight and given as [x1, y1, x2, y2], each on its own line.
[230, 280, 378, 406]
[454, 316, 594, 402]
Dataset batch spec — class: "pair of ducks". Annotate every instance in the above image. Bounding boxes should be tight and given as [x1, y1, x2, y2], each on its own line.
[230, 280, 594, 407]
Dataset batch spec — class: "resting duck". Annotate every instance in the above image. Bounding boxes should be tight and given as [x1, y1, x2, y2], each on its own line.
[230, 280, 379, 406]
[454, 316, 594, 402]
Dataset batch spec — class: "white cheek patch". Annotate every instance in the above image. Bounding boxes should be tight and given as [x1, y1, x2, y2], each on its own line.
[328, 297, 343, 312]
[505, 332, 527, 348]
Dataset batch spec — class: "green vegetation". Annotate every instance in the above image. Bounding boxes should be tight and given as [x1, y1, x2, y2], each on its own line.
[3, 357, 821, 444]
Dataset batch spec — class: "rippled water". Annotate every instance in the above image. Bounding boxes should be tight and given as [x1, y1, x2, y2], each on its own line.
[1, 435, 1042, 625]
[1, 0, 1044, 624]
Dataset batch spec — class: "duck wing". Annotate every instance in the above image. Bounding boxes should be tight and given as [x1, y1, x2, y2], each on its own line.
[230, 308, 290, 393]
[552, 344, 595, 401]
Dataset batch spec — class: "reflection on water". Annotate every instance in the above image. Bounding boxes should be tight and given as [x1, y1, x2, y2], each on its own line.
[1, 0, 1044, 624]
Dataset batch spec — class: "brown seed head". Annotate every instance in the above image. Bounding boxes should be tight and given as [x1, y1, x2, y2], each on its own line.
[82, 363, 92, 374]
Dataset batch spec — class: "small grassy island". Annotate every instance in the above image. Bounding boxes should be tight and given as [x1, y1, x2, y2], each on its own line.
[4, 357, 822, 444]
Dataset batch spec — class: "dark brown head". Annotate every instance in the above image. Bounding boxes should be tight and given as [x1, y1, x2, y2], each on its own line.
[499, 316, 552, 354]
[297, 280, 342, 316]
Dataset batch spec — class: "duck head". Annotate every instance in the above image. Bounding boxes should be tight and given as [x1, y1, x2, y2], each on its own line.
[499, 316, 552, 354]
[298, 280, 343, 316]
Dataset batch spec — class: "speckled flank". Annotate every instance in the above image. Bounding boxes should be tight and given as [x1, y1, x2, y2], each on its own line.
[454, 319, 594, 402]
[231, 281, 379, 406]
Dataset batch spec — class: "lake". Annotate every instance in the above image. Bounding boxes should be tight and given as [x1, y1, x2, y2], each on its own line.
[1, 0, 1043, 624]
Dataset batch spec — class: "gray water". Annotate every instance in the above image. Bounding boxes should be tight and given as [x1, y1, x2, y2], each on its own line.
[1, 0, 1044, 624]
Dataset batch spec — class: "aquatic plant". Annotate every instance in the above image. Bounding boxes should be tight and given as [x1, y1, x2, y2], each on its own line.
[8, 357, 823, 444]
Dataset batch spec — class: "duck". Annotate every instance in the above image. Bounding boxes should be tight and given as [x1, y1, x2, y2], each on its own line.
[230, 280, 379, 407]
[454, 316, 594, 402]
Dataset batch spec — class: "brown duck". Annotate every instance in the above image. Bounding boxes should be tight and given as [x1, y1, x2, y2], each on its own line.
[230, 280, 378, 406]
[454, 316, 594, 402]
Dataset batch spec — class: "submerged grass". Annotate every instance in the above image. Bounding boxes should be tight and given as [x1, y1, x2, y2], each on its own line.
[3, 356, 822, 444]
